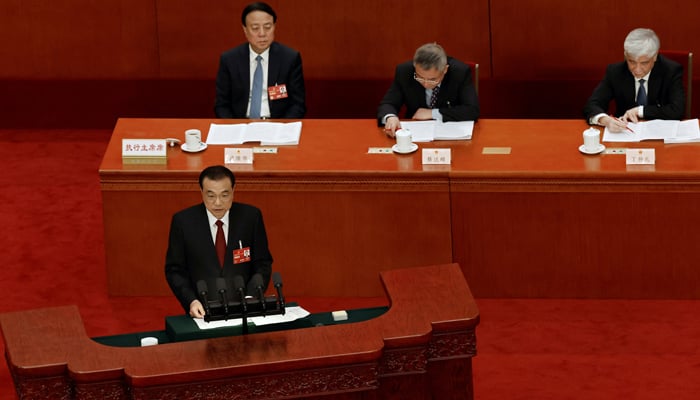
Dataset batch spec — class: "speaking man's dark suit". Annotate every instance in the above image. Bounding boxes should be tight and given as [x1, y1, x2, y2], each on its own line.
[214, 42, 306, 119]
[377, 57, 479, 126]
[583, 54, 685, 121]
[165, 202, 273, 313]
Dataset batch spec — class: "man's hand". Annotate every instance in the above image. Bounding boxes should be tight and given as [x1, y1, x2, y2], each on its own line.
[189, 299, 205, 318]
[412, 108, 433, 120]
[600, 115, 630, 133]
[383, 116, 401, 137]
[620, 106, 641, 123]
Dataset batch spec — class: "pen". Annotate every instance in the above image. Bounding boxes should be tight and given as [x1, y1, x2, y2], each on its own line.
[609, 115, 635, 133]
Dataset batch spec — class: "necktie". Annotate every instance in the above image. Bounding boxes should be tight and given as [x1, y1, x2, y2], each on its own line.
[249, 55, 263, 118]
[637, 79, 647, 106]
[430, 86, 440, 108]
[215, 220, 226, 268]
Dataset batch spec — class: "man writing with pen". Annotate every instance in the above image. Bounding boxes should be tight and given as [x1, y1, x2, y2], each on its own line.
[583, 28, 685, 133]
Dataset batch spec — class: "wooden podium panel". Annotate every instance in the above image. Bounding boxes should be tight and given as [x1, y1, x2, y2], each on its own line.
[100, 119, 453, 296]
[0, 263, 479, 400]
[450, 119, 700, 298]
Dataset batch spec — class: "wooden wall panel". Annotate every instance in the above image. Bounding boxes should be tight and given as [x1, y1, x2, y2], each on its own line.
[0, 0, 160, 78]
[490, 0, 700, 79]
[155, 0, 491, 79]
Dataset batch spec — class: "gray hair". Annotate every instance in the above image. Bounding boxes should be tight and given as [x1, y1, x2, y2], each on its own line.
[413, 43, 447, 70]
[624, 28, 660, 58]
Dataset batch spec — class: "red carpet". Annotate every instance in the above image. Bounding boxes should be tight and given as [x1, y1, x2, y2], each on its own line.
[2, 129, 700, 399]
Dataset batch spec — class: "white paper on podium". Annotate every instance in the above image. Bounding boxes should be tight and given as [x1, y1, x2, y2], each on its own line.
[206, 121, 302, 145]
[193, 316, 243, 330]
[249, 306, 311, 326]
[191, 306, 311, 330]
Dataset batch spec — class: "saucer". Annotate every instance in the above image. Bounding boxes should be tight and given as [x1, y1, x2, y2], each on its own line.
[181, 143, 207, 153]
[578, 144, 605, 155]
[392, 143, 418, 154]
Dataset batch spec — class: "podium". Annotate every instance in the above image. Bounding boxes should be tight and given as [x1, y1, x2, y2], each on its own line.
[0, 263, 479, 400]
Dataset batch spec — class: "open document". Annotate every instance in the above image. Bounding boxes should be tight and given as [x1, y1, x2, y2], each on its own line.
[399, 120, 474, 142]
[192, 305, 311, 330]
[602, 119, 700, 143]
[206, 121, 302, 145]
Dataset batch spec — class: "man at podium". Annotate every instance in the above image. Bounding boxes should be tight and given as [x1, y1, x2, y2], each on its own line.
[165, 165, 273, 318]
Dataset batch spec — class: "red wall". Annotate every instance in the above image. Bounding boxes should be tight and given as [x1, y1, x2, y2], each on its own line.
[1, 0, 698, 127]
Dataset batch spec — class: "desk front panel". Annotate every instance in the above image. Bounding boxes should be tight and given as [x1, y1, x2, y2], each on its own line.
[100, 119, 453, 296]
[451, 119, 700, 298]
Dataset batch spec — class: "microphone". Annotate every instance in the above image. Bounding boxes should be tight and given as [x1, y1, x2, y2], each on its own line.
[233, 275, 247, 313]
[250, 274, 266, 315]
[196, 280, 211, 316]
[272, 271, 285, 314]
[216, 277, 229, 316]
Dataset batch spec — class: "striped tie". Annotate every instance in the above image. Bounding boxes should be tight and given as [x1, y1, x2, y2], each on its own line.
[430, 86, 440, 108]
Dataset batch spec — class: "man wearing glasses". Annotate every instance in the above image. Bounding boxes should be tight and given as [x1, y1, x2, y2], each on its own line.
[377, 43, 480, 136]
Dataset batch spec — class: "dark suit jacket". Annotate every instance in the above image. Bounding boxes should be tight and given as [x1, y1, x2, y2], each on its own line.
[583, 54, 685, 120]
[377, 57, 479, 125]
[214, 42, 306, 119]
[165, 202, 273, 312]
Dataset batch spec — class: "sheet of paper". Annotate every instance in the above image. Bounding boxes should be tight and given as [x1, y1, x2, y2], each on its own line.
[664, 119, 700, 143]
[433, 121, 474, 140]
[399, 120, 435, 142]
[399, 120, 473, 142]
[205, 121, 302, 145]
[207, 123, 248, 144]
[191, 305, 311, 330]
[249, 306, 311, 326]
[603, 119, 700, 142]
[193, 316, 243, 330]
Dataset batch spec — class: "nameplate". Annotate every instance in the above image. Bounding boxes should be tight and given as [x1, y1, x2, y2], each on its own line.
[626, 148, 655, 165]
[225, 148, 254, 164]
[122, 139, 167, 158]
[422, 148, 451, 165]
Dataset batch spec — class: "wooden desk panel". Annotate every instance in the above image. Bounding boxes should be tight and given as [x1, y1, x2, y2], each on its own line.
[0, 264, 479, 400]
[100, 119, 453, 296]
[102, 118, 700, 298]
[451, 119, 700, 298]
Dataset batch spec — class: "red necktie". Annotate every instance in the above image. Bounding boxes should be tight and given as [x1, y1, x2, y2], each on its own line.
[215, 220, 226, 268]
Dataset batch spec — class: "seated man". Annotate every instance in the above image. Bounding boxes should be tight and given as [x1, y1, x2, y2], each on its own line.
[583, 28, 685, 132]
[377, 43, 479, 137]
[214, 1, 306, 119]
[165, 165, 273, 318]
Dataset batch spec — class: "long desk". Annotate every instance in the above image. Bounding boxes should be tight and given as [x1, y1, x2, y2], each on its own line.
[101, 118, 700, 298]
[0, 263, 479, 400]
[100, 118, 453, 297]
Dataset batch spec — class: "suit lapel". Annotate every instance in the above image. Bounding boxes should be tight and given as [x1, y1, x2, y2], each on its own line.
[267, 42, 280, 87]
[239, 46, 251, 95]
[647, 62, 663, 106]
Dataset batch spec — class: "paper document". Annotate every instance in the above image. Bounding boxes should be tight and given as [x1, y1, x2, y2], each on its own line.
[399, 120, 474, 142]
[602, 119, 700, 143]
[249, 306, 311, 326]
[206, 121, 302, 145]
[192, 306, 310, 330]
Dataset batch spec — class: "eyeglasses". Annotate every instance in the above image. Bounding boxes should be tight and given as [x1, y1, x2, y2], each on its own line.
[413, 72, 441, 85]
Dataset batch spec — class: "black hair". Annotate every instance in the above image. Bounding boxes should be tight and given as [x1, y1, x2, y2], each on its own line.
[199, 165, 236, 189]
[241, 2, 277, 26]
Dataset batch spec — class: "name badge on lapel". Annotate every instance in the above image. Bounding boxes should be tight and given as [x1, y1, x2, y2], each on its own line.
[268, 84, 288, 100]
